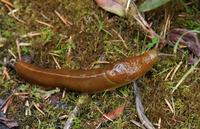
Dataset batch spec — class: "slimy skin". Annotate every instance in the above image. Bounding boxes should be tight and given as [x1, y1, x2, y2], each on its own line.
[15, 49, 159, 92]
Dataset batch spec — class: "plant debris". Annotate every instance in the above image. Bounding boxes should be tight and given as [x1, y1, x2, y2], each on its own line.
[139, 0, 171, 12]
[96, 104, 126, 128]
[0, 117, 19, 129]
[167, 28, 200, 63]
[133, 82, 155, 129]
[95, 0, 127, 16]
[101, 104, 125, 123]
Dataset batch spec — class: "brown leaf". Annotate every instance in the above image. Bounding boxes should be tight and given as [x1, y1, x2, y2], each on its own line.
[1, 95, 13, 114]
[101, 104, 126, 123]
[48, 93, 62, 105]
[0, 117, 19, 128]
[95, 0, 126, 17]
[167, 28, 200, 57]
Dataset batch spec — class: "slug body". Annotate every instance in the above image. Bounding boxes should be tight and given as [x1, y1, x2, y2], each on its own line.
[15, 49, 159, 92]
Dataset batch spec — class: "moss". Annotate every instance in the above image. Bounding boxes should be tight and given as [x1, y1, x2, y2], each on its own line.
[0, 0, 200, 128]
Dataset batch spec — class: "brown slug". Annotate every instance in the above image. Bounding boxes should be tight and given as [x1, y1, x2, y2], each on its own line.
[15, 49, 159, 92]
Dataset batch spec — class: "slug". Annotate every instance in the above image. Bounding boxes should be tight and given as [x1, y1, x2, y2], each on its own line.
[15, 49, 159, 92]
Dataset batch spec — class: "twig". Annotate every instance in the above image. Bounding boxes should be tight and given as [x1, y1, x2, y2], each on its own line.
[0, 94, 13, 113]
[164, 98, 175, 115]
[160, 9, 171, 39]
[40, 13, 50, 21]
[48, 52, 60, 57]
[8, 49, 17, 59]
[130, 4, 157, 38]
[7, 7, 26, 23]
[64, 106, 79, 129]
[33, 103, 45, 115]
[90, 60, 109, 69]
[64, 94, 88, 129]
[51, 55, 61, 69]
[165, 67, 174, 81]
[54, 10, 72, 26]
[172, 57, 200, 93]
[35, 19, 54, 28]
[59, 114, 68, 120]
[170, 61, 183, 81]
[133, 82, 155, 129]
[21, 32, 42, 38]
[156, 118, 162, 129]
[1, 0, 15, 8]
[14, 92, 29, 96]
[16, 39, 21, 60]
[125, 0, 131, 16]
[130, 120, 146, 129]
[129, 2, 167, 50]
[18, 42, 31, 46]
[112, 29, 128, 49]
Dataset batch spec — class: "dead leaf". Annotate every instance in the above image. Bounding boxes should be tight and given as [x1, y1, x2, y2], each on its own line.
[1, 95, 13, 114]
[101, 104, 126, 123]
[0, 117, 19, 128]
[96, 104, 126, 128]
[0, 123, 9, 129]
[48, 93, 62, 105]
[95, 0, 127, 17]
[188, 55, 199, 64]
[167, 28, 200, 57]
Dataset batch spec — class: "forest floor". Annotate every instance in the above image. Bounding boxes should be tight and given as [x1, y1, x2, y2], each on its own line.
[0, 0, 200, 129]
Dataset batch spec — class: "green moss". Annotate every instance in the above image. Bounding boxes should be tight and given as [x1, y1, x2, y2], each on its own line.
[175, 98, 187, 115]
[40, 28, 54, 44]
[0, 0, 200, 129]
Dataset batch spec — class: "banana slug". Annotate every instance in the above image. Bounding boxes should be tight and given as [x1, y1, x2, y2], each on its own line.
[15, 49, 159, 92]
